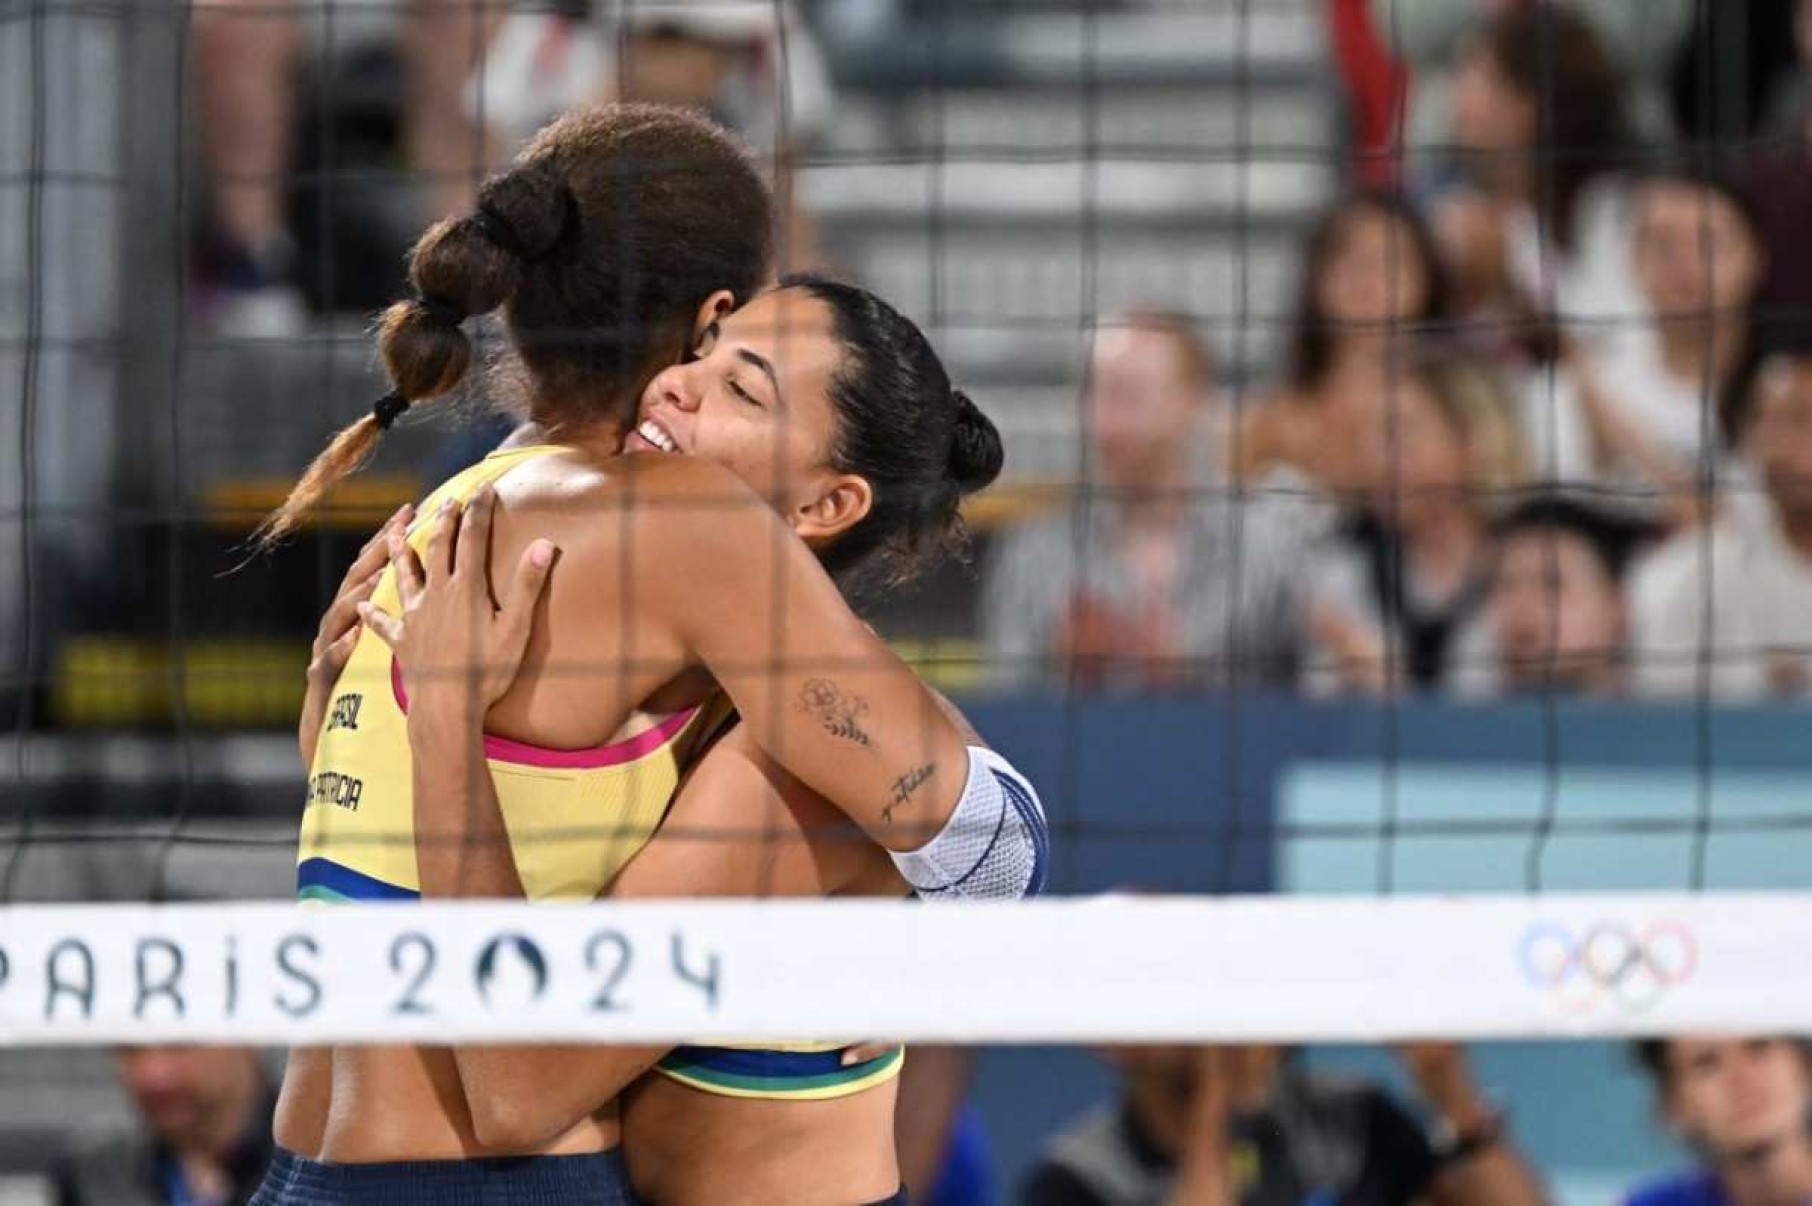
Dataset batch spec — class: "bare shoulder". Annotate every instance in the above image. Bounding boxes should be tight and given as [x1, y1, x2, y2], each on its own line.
[604, 451, 770, 513]
[613, 454, 786, 557]
[491, 447, 756, 514]
[479, 449, 700, 742]
[504, 452, 781, 562]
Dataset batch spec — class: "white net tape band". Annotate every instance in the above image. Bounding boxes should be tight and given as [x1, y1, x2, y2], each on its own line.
[0, 893, 1799, 1045]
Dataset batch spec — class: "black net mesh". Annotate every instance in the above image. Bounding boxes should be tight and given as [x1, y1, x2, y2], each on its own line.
[2, 1, 1810, 1201]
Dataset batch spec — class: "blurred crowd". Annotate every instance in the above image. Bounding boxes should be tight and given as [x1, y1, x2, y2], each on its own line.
[1016, 1036, 1812, 1206]
[48, 1035, 1812, 1206]
[188, 0, 834, 331]
[173, 0, 1812, 708]
[983, 0, 1812, 704]
[17, 7, 1812, 1206]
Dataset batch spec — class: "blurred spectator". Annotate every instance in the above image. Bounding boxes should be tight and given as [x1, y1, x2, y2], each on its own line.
[192, 0, 495, 334]
[1021, 1044, 1543, 1206]
[1628, 352, 1812, 699]
[53, 1044, 274, 1206]
[1352, 0, 1690, 188]
[1628, 1038, 1812, 1206]
[898, 1046, 995, 1206]
[1236, 193, 1452, 492]
[984, 312, 1325, 691]
[1307, 354, 1527, 694]
[474, 1, 835, 269]
[1540, 169, 1767, 520]
[1432, 5, 1643, 365]
[1455, 496, 1638, 697]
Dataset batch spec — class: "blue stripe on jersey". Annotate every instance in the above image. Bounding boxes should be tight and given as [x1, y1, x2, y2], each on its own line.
[296, 857, 419, 902]
[664, 1045, 870, 1082]
[915, 763, 1045, 900]
[935, 779, 1011, 896]
[997, 768, 1049, 897]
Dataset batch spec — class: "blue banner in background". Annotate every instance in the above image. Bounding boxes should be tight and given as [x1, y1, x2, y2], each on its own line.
[954, 694, 1812, 1205]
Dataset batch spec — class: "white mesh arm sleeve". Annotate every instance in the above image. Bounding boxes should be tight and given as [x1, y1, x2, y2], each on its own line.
[889, 747, 1048, 900]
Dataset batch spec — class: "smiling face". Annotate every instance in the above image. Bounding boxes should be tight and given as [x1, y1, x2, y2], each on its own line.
[630, 287, 874, 546]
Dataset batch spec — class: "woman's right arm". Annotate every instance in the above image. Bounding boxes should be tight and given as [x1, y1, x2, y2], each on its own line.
[298, 504, 412, 766]
[619, 456, 1045, 888]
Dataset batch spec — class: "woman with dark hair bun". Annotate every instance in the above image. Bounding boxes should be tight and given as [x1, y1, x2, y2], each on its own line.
[259, 104, 1043, 1205]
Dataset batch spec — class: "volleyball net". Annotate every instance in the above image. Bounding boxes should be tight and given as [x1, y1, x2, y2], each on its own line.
[0, 892, 1797, 1046]
[3, 0, 1810, 1099]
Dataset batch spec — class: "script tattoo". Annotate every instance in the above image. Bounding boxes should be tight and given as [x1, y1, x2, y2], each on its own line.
[884, 763, 936, 824]
[798, 678, 872, 748]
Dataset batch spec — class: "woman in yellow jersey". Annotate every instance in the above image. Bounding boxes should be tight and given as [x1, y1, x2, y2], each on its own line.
[255, 105, 1044, 1206]
[259, 101, 776, 1206]
[360, 279, 1023, 1206]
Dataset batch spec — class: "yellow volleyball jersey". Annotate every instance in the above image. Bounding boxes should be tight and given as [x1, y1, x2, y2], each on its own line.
[296, 445, 705, 904]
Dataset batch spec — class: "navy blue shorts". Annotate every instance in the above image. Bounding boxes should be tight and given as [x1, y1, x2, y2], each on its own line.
[249, 1147, 636, 1205]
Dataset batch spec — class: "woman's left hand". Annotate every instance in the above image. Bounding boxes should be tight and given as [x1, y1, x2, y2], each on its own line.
[359, 486, 558, 728]
[299, 503, 413, 766]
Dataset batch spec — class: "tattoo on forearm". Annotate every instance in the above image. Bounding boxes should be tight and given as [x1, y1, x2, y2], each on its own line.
[798, 678, 872, 748]
[884, 763, 936, 823]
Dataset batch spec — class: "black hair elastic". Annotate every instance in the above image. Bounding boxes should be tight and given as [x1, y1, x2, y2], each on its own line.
[414, 294, 466, 328]
[372, 389, 411, 431]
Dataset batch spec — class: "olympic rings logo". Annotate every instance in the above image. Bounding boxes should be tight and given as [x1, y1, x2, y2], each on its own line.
[1517, 921, 1698, 1015]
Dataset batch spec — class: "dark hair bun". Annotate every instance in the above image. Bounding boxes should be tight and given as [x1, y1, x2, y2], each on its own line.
[476, 163, 571, 262]
[409, 215, 522, 320]
[948, 389, 1004, 493]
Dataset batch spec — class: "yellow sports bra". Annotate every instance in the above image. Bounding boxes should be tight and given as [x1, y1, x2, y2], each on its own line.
[296, 445, 705, 904]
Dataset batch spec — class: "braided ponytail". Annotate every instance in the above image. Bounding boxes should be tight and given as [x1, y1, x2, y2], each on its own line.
[257, 172, 567, 548]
